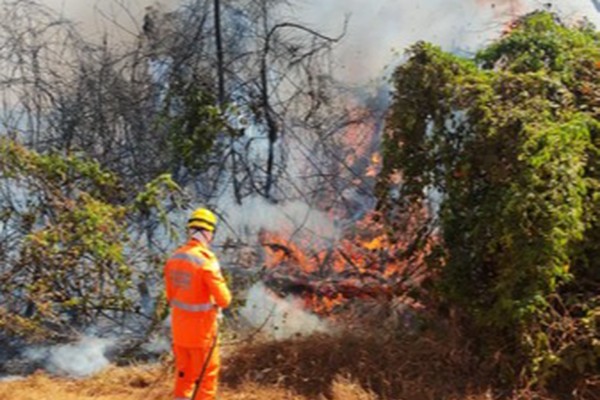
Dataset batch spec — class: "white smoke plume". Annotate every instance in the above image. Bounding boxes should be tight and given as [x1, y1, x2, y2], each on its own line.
[41, 0, 181, 40]
[240, 282, 332, 340]
[40, 1, 600, 85]
[295, 0, 600, 84]
[24, 336, 114, 377]
[142, 333, 172, 354]
[0, 375, 25, 382]
[219, 196, 340, 242]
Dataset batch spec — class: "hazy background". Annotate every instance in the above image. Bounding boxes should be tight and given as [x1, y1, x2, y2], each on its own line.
[41, 0, 600, 85]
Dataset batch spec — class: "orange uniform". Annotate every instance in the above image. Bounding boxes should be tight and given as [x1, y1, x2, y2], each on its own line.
[164, 236, 231, 400]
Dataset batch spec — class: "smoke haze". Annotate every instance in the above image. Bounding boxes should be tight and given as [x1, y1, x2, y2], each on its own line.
[40, 0, 181, 40]
[39, 1, 600, 84]
[240, 282, 332, 340]
[220, 196, 339, 241]
[24, 336, 113, 377]
[295, 0, 600, 83]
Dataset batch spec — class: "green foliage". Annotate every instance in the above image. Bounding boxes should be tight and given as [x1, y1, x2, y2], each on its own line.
[477, 12, 600, 78]
[379, 12, 600, 390]
[0, 139, 182, 341]
[163, 84, 226, 175]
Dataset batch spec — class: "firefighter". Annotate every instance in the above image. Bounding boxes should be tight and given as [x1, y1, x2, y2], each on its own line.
[164, 207, 232, 400]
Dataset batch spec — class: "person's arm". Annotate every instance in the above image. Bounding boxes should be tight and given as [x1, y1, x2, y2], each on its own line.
[203, 260, 232, 308]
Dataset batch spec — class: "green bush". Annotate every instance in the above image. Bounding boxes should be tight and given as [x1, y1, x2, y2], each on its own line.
[0, 138, 181, 342]
[379, 12, 600, 391]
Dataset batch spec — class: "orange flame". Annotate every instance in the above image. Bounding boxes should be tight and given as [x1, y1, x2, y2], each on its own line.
[260, 208, 438, 317]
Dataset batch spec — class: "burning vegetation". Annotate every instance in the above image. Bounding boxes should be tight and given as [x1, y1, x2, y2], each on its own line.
[252, 96, 435, 321]
[258, 208, 435, 319]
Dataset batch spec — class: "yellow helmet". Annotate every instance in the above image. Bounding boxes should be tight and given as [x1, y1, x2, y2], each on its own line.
[187, 207, 217, 232]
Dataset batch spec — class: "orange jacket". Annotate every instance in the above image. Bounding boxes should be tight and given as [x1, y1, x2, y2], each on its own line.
[164, 237, 231, 348]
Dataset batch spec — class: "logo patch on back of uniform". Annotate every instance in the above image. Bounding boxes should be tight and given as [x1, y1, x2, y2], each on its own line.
[169, 270, 192, 289]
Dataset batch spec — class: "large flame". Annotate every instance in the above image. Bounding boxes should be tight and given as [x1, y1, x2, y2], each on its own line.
[259, 207, 436, 317]
[257, 93, 436, 317]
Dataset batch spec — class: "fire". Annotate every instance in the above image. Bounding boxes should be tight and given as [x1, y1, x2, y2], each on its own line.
[475, 0, 525, 15]
[365, 152, 381, 178]
[259, 231, 317, 274]
[474, 0, 526, 34]
[255, 94, 434, 318]
[341, 105, 377, 163]
[259, 208, 436, 317]
[363, 236, 383, 251]
[336, 100, 382, 188]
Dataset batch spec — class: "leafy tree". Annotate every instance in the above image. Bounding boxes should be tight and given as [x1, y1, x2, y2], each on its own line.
[0, 138, 181, 342]
[379, 11, 600, 392]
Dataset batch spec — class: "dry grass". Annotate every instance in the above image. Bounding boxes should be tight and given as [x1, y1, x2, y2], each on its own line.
[327, 375, 378, 400]
[0, 364, 170, 400]
[0, 367, 382, 400]
[0, 330, 590, 400]
[0, 364, 307, 400]
[221, 330, 491, 400]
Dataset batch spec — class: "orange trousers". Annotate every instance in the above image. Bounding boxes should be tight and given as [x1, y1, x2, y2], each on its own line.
[173, 343, 220, 400]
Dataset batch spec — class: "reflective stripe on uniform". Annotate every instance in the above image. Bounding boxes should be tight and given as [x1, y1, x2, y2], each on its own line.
[170, 298, 214, 312]
[169, 252, 205, 266]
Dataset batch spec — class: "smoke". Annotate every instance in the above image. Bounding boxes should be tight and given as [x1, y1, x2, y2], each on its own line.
[219, 196, 339, 243]
[240, 282, 332, 340]
[0, 375, 25, 382]
[24, 336, 114, 377]
[38, 1, 600, 85]
[142, 334, 172, 354]
[294, 0, 600, 84]
[41, 0, 182, 40]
